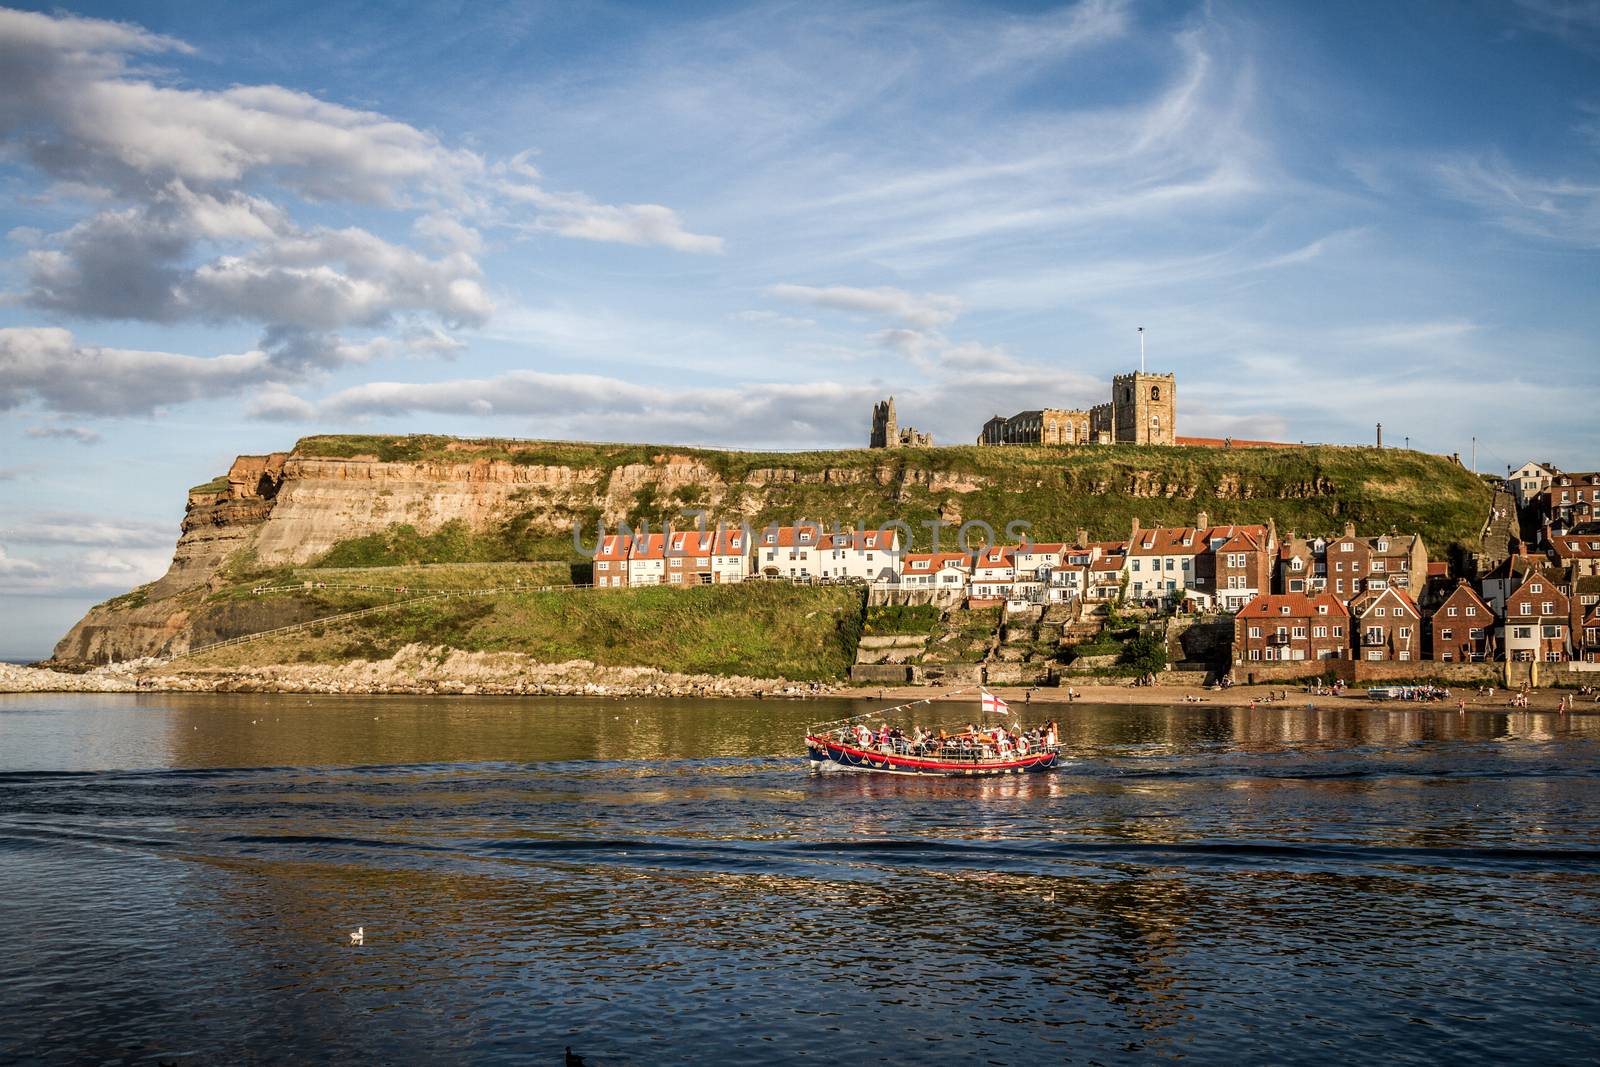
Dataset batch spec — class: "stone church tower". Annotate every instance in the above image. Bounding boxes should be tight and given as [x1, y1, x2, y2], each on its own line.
[1111, 371, 1176, 445]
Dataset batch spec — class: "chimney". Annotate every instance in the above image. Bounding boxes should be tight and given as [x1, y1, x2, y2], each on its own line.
[1076, 528, 1088, 546]
[1130, 517, 1141, 540]
[1196, 510, 1209, 531]
[1266, 517, 1278, 548]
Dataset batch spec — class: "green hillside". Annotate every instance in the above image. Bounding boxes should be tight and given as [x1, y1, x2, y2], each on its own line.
[297, 435, 1493, 561]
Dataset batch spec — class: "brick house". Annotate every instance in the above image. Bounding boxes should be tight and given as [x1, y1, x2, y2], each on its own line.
[1274, 534, 1326, 594]
[1502, 574, 1572, 662]
[658, 527, 749, 586]
[1550, 534, 1600, 578]
[1351, 587, 1423, 662]
[1325, 524, 1373, 602]
[1232, 592, 1349, 665]
[1580, 604, 1600, 663]
[1202, 521, 1275, 612]
[593, 533, 633, 588]
[1545, 473, 1600, 527]
[1429, 582, 1495, 662]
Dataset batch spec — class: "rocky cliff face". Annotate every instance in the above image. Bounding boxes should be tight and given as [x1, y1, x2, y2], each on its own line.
[51, 435, 1491, 665]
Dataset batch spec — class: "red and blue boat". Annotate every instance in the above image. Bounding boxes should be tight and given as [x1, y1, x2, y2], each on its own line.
[805, 689, 1063, 777]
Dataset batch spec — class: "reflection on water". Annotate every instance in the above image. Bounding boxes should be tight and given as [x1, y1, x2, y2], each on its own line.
[1, 694, 1598, 1065]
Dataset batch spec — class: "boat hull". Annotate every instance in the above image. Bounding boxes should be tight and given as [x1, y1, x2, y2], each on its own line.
[805, 736, 1059, 777]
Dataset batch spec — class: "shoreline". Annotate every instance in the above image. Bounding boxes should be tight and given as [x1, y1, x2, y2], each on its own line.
[3, 660, 1597, 711]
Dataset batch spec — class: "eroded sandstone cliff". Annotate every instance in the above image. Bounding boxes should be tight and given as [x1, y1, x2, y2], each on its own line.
[51, 434, 1492, 665]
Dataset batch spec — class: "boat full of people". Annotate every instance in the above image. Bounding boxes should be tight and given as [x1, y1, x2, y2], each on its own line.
[805, 689, 1063, 777]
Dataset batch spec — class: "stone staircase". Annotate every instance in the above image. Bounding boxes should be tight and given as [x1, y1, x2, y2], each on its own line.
[1478, 485, 1519, 570]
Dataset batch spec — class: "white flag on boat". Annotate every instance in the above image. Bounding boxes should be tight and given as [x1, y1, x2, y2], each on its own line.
[982, 691, 1010, 716]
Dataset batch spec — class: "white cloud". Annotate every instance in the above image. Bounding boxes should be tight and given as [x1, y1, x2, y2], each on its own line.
[769, 284, 962, 328]
[0, 513, 172, 549]
[499, 157, 724, 253]
[0, 327, 272, 416]
[24, 424, 101, 445]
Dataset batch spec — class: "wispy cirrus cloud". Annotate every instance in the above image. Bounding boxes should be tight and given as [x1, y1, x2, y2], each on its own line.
[768, 284, 961, 329]
[1434, 154, 1600, 247]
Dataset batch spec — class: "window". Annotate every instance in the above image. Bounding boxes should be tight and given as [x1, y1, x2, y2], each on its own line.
[1292, 626, 1306, 638]
[1375, 607, 1386, 617]
[1521, 603, 1533, 616]
[1399, 627, 1412, 639]
[1440, 628, 1453, 640]
[1248, 626, 1261, 638]
[1248, 649, 1260, 661]
[1447, 606, 1458, 616]
[1377, 540, 1388, 552]
[1469, 628, 1482, 639]
[1442, 652, 1454, 662]
[1399, 651, 1411, 661]
[1367, 650, 1382, 660]
[1542, 602, 1554, 615]
[1334, 626, 1344, 637]
[1341, 543, 1353, 553]
[1280, 605, 1291, 615]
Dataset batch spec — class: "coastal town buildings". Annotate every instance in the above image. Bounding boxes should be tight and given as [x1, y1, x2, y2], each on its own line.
[1232, 593, 1348, 664]
[816, 529, 902, 583]
[1509, 461, 1559, 510]
[1544, 473, 1600, 528]
[1351, 587, 1424, 662]
[1502, 574, 1572, 662]
[1550, 533, 1600, 577]
[1429, 582, 1494, 662]
[897, 553, 971, 591]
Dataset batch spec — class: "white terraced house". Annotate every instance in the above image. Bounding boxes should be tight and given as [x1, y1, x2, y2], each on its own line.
[625, 532, 668, 586]
[897, 553, 971, 591]
[1011, 542, 1067, 604]
[816, 528, 903, 582]
[969, 545, 1016, 601]
[754, 524, 825, 580]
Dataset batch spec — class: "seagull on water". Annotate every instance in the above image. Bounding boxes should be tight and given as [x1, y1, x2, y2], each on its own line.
[565, 1047, 585, 1067]
[349, 926, 364, 945]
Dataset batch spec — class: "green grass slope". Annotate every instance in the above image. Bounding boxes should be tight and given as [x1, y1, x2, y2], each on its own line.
[184, 583, 866, 681]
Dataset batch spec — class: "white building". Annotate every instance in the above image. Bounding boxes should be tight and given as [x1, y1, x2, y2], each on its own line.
[816, 529, 903, 582]
[970, 545, 1015, 601]
[1508, 461, 1559, 510]
[897, 552, 970, 592]
[625, 532, 668, 586]
[753, 524, 824, 580]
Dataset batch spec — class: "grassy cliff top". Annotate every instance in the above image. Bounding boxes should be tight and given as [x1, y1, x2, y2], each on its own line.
[289, 434, 1491, 559]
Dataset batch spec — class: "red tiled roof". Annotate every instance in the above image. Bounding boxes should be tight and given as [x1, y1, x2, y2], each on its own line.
[1237, 592, 1348, 618]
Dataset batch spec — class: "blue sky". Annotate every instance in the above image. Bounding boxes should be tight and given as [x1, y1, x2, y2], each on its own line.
[1, 0, 1597, 658]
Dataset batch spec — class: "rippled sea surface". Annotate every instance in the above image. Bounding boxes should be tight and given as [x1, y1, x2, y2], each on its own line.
[2, 694, 1599, 1065]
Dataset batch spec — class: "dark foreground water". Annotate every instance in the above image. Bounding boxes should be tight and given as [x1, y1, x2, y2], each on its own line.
[2, 695, 1598, 1065]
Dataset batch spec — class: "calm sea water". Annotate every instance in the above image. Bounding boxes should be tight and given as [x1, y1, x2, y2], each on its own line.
[2, 694, 1598, 1065]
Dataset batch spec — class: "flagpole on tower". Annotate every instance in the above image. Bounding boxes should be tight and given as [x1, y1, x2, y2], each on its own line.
[1138, 326, 1145, 374]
